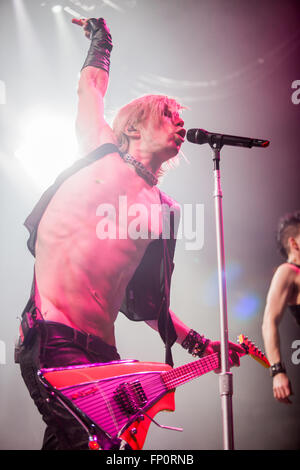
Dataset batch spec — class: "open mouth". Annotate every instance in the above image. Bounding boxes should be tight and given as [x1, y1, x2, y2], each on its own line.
[175, 128, 186, 141]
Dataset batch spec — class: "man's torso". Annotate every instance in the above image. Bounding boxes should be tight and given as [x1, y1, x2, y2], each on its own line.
[34, 151, 163, 346]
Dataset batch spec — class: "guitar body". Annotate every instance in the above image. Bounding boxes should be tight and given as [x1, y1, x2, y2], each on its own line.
[40, 359, 172, 388]
[39, 360, 174, 450]
[38, 336, 269, 450]
[120, 391, 175, 450]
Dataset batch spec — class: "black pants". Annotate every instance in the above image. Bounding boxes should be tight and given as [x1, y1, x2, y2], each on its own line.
[17, 321, 123, 450]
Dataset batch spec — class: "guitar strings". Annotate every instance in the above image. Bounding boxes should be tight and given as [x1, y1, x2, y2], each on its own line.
[162, 353, 219, 389]
[60, 373, 166, 437]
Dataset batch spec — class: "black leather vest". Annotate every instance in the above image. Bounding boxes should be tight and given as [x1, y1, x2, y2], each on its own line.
[23, 144, 179, 365]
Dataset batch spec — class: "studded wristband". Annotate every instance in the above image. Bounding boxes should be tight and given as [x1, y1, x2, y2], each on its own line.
[182, 329, 210, 358]
[270, 362, 286, 377]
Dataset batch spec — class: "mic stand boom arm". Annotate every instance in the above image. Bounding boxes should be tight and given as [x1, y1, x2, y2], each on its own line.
[211, 137, 234, 450]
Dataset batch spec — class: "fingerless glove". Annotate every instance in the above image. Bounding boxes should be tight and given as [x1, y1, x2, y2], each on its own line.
[82, 18, 113, 73]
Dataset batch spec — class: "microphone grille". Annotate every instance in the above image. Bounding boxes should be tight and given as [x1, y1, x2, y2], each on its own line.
[187, 128, 208, 144]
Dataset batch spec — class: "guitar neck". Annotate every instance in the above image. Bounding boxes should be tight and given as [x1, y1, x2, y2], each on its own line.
[161, 352, 220, 390]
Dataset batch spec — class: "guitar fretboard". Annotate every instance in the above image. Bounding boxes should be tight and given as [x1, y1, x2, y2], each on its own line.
[161, 352, 220, 390]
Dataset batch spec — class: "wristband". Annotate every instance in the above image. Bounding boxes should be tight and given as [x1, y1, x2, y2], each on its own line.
[82, 18, 113, 73]
[182, 329, 210, 358]
[270, 362, 286, 377]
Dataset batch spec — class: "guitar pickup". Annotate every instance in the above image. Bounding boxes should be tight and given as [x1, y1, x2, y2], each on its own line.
[114, 380, 148, 416]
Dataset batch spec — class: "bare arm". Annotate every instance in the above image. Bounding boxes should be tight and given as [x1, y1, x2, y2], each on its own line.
[75, 19, 116, 156]
[262, 263, 295, 403]
[145, 309, 190, 344]
[262, 264, 293, 363]
[76, 66, 114, 155]
[146, 309, 244, 368]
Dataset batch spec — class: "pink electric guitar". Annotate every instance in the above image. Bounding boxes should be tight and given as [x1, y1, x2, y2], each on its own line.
[38, 334, 270, 450]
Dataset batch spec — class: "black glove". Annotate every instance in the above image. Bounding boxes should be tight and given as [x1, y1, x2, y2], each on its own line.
[82, 18, 113, 73]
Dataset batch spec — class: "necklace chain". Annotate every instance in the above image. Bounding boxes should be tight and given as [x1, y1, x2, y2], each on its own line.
[120, 153, 158, 186]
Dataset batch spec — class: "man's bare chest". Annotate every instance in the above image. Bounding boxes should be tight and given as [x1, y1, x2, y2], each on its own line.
[38, 156, 163, 256]
[95, 189, 162, 242]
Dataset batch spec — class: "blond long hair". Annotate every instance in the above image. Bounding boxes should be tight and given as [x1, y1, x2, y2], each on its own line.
[112, 94, 185, 178]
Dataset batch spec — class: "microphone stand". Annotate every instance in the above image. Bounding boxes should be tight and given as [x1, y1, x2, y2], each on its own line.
[210, 137, 234, 450]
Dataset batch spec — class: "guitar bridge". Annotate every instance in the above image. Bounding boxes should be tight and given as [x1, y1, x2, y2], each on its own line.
[114, 380, 148, 416]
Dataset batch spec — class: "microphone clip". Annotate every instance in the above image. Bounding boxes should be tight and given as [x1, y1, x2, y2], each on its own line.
[210, 134, 223, 169]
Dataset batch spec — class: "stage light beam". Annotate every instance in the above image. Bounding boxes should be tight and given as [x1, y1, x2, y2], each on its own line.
[13, 0, 44, 66]
[15, 110, 78, 190]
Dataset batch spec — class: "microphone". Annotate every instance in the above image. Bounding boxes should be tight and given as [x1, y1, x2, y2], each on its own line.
[187, 128, 270, 149]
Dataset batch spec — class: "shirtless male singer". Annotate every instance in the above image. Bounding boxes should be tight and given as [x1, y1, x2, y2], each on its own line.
[16, 18, 242, 450]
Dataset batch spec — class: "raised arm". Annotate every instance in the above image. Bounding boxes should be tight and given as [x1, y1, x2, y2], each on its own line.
[262, 263, 294, 403]
[75, 18, 117, 155]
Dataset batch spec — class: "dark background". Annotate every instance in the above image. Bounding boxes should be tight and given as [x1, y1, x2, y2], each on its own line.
[0, 0, 299, 450]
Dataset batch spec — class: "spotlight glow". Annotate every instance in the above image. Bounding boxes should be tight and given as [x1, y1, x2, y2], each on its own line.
[15, 110, 78, 190]
[233, 293, 262, 320]
[52, 5, 63, 14]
